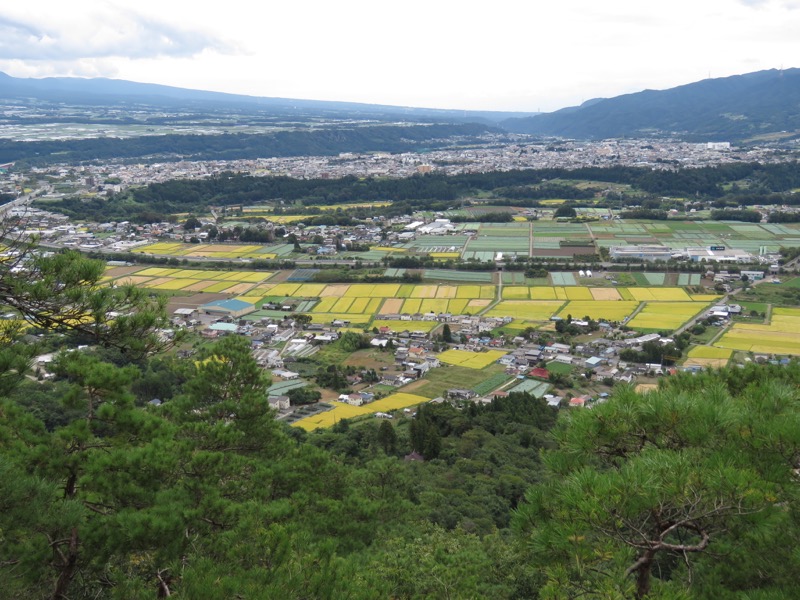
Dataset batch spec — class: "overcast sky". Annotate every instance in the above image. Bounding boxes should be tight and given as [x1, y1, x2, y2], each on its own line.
[0, 0, 798, 112]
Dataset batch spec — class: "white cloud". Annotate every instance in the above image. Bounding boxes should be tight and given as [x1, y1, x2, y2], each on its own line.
[0, 5, 236, 61]
[1, 0, 798, 111]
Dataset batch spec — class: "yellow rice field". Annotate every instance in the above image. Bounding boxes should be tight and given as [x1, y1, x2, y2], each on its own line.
[400, 298, 464, 314]
[134, 242, 278, 260]
[714, 307, 800, 355]
[628, 287, 692, 302]
[437, 349, 507, 369]
[530, 287, 557, 300]
[485, 301, 565, 321]
[373, 320, 440, 332]
[627, 302, 706, 330]
[293, 393, 429, 431]
[687, 346, 733, 359]
[557, 301, 639, 322]
[309, 313, 372, 325]
[107, 267, 274, 294]
[456, 285, 496, 299]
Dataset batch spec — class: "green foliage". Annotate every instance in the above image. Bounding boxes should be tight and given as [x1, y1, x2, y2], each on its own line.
[442, 323, 453, 343]
[709, 208, 761, 222]
[0, 242, 172, 358]
[4, 236, 800, 598]
[287, 386, 322, 406]
[514, 365, 800, 599]
[336, 331, 370, 353]
[553, 205, 577, 218]
[376, 420, 398, 455]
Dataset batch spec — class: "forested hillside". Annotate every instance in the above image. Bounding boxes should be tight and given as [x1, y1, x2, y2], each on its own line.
[502, 68, 800, 141]
[2, 240, 800, 599]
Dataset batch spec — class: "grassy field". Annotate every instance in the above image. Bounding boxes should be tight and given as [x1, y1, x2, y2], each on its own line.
[546, 361, 574, 375]
[408, 364, 508, 399]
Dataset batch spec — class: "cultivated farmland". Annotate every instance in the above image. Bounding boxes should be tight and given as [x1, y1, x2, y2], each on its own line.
[292, 392, 429, 431]
[627, 302, 706, 331]
[714, 307, 800, 355]
[437, 349, 507, 369]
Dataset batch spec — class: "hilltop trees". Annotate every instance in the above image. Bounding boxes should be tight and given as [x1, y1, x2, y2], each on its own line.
[0, 220, 171, 359]
[514, 364, 800, 599]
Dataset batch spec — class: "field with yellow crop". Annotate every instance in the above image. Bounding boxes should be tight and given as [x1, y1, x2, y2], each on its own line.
[687, 346, 734, 359]
[373, 320, 440, 332]
[627, 302, 706, 330]
[308, 313, 372, 325]
[557, 301, 639, 322]
[437, 349, 507, 369]
[108, 267, 274, 294]
[714, 307, 800, 355]
[133, 242, 278, 260]
[485, 301, 565, 321]
[292, 392, 429, 431]
[628, 287, 692, 302]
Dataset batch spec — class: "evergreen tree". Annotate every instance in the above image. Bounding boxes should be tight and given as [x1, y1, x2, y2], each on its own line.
[514, 369, 800, 599]
[376, 420, 397, 455]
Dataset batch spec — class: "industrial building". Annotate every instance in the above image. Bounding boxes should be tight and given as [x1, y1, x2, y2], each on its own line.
[609, 245, 677, 262]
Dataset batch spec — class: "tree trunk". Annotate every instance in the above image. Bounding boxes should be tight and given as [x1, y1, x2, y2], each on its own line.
[634, 552, 653, 600]
[51, 527, 78, 600]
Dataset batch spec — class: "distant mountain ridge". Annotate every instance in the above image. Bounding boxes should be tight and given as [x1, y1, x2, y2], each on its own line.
[0, 71, 537, 125]
[501, 68, 800, 142]
[2, 68, 798, 143]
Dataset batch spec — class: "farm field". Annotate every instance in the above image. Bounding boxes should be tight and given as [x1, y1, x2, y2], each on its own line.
[589, 220, 800, 255]
[627, 302, 706, 331]
[374, 320, 440, 332]
[714, 307, 800, 355]
[485, 301, 565, 321]
[133, 242, 295, 260]
[106, 266, 275, 294]
[557, 301, 639, 322]
[683, 345, 733, 369]
[292, 392, 429, 431]
[437, 349, 507, 369]
[104, 265, 718, 333]
[131, 219, 800, 264]
[409, 363, 508, 399]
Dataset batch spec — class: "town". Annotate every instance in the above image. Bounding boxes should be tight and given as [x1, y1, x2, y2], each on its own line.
[4, 138, 800, 431]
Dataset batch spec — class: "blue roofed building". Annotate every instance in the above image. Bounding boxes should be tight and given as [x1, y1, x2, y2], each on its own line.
[200, 298, 256, 319]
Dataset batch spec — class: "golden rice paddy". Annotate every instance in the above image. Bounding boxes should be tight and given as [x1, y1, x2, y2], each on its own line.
[627, 302, 706, 330]
[714, 307, 800, 355]
[292, 392, 429, 431]
[437, 349, 508, 369]
[557, 301, 639, 322]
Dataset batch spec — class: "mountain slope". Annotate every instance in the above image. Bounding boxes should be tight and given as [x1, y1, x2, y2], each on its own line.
[0, 72, 537, 125]
[501, 68, 800, 141]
